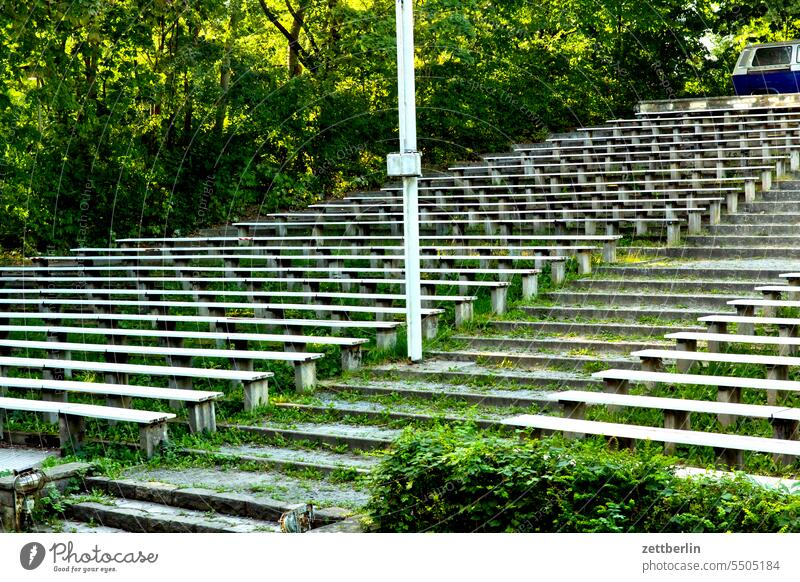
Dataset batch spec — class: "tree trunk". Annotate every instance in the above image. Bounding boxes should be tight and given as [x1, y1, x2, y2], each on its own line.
[215, 2, 240, 134]
[287, 6, 305, 77]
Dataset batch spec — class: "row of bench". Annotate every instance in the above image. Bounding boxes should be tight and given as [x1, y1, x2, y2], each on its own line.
[505, 270, 800, 467]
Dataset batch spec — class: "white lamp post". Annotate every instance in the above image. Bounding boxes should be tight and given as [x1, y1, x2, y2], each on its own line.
[387, 0, 423, 362]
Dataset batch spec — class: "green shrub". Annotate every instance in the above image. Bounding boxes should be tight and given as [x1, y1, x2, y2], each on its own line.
[365, 425, 800, 532]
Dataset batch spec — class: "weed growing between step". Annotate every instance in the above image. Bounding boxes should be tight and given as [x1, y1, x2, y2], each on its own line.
[365, 425, 800, 533]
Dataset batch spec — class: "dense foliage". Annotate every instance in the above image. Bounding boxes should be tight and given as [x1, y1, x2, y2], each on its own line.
[366, 425, 800, 532]
[0, 0, 796, 251]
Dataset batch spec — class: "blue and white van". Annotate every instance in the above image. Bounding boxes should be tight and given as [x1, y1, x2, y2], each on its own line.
[732, 41, 800, 95]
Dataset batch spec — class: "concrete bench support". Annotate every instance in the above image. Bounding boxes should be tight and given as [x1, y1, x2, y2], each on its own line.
[490, 287, 507, 315]
[186, 401, 217, 434]
[139, 422, 169, 459]
[243, 379, 269, 411]
[341, 345, 363, 371]
[58, 413, 86, 455]
[295, 360, 317, 393]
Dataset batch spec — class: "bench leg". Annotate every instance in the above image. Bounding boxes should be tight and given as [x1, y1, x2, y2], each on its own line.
[139, 422, 169, 459]
[454, 301, 474, 328]
[422, 314, 438, 340]
[609, 436, 635, 451]
[58, 414, 85, 455]
[376, 329, 397, 351]
[577, 252, 592, 275]
[666, 222, 681, 246]
[602, 241, 617, 263]
[735, 304, 756, 335]
[714, 447, 744, 469]
[771, 419, 799, 466]
[663, 411, 691, 455]
[38, 390, 68, 425]
[725, 192, 738, 214]
[243, 379, 269, 411]
[521, 275, 538, 299]
[675, 339, 697, 373]
[640, 356, 663, 374]
[744, 180, 756, 203]
[550, 261, 565, 285]
[709, 201, 721, 225]
[562, 401, 586, 420]
[341, 346, 363, 372]
[602, 378, 628, 413]
[187, 402, 217, 434]
[490, 287, 507, 315]
[716, 386, 741, 428]
[294, 361, 317, 393]
[687, 212, 701, 235]
[766, 365, 787, 406]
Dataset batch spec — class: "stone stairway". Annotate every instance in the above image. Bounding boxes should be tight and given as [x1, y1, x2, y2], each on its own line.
[280, 173, 800, 480]
[16, 100, 800, 533]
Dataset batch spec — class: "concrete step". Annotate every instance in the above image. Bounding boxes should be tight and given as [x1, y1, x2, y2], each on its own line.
[487, 320, 703, 338]
[723, 213, 800, 225]
[757, 190, 800, 202]
[521, 305, 724, 323]
[686, 235, 800, 247]
[543, 290, 741, 309]
[570, 278, 762, 294]
[221, 421, 398, 450]
[119, 465, 370, 511]
[323, 378, 558, 408]
[706, 224, 800, 236]
[67, 498, 283, 533]
[35, 520, 128, 533]
[741, 201, 800, 213]
[83, 476, 353, 525]
[427, 349, 636, 372]
[275, 396, 511, 426]
[624, 246, 800, 259]
[595, 264, 790, 281]
[451, 335, 666, 354]
[368, 360, 600, 389]
[188, 444, 378, 475]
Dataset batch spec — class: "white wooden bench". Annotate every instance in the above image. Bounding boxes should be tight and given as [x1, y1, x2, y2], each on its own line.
[0, 338, 323, 392]
[0, 274, 514, 315]
[481, 148, 794, 167]
[0, 376, 221, 433]
[265, 207, 704, 238]
[593, 368, 800, 428]
[500, 414, 800, 467]
[550, 387, 800, 462]
[0, 288, 477, 328]
[0, 311, 402, 351]
[0, 265, 540, 298]
[631, 348, 800, 405]
[0, 325, 369, 371]
[0, 356, 272, 411]
[379, 179, 754, 211]
[235, 216, 684, 244]
[698, 314, 800, 339]
[667, 331, 800, 357]
[0, 396, 174, 458]
[112, 233, 621, 263]
[728, 299, 800, 322]
[0, 298, 446, 338]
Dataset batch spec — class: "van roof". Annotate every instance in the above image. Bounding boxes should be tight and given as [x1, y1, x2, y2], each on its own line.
[744, 40, 800, 50]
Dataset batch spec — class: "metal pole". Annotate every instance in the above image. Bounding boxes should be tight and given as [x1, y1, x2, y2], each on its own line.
[394, 0, 423, 361]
